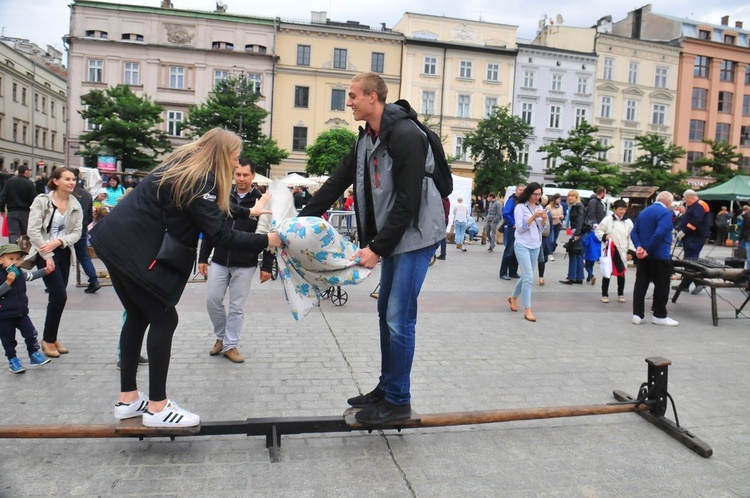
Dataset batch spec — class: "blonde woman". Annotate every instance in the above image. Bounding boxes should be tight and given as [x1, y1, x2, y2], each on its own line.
[91, 128, 283, 428]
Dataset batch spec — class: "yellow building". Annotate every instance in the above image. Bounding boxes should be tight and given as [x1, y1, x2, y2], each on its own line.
[394, 13, 518, 176]
[272, 13, 402, 175]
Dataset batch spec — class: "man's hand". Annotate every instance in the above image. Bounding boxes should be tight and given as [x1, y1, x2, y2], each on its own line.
[636, 247, 648, 259]
[197, 263, 208, 277]
[259, 271, 272, 283]
[250, 193, 273, 217]
[353, 247, 379, 268]
[267, 232, 282, 248]
[45, 257, 55, 273]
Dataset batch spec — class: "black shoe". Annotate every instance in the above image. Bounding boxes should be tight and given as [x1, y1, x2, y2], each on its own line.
[671, 284, 688, 291]
[436, 255, 446, 260]
[487, 248, 493, 252]
[354, 399, 411, 425]
[691, 285, 706, 295]
[509, 274, 521, 279]
[347, 387, 386, 408]
[84, 282, 102, 294]
[573, 280, 584, 284]
[138, 355, 149, 365]
[559, 279, 574, 285]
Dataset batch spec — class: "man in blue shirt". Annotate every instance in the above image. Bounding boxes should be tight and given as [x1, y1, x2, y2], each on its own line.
[499, 184, 524, 280]
[631, 191, 678, 327]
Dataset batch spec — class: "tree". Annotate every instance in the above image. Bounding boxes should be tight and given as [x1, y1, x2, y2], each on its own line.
[462, 105, 533, 195]
[305, 128, 357, 176]
[186, 76, 288, 174]
[77, 85, 172, 170]
[625, 133, 688, 194]
[537, 121, 621, 192]
[694, 139, 743, 184]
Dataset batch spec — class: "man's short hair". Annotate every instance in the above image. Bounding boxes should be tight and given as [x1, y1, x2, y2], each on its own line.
[488, 192, 496, 199]
[596, 187, 607, 195]
[656, 191, 674, 206]
[613, 199, 627, 210]
[237, 157, 256, 174]
[683, 189, 697, 198]
[352, 72, 388, 103]
[17, 165, 29, 175]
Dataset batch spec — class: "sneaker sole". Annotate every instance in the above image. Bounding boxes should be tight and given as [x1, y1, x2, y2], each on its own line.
[142, 417, 200, 428]
[29, 361, 51, 366]
[9, 368, 26, 374]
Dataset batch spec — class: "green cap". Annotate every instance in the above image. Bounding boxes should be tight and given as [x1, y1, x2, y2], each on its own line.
[0, 243, 28, 257]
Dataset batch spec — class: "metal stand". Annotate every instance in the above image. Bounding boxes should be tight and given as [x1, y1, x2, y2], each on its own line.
[0, 357, 712, 460]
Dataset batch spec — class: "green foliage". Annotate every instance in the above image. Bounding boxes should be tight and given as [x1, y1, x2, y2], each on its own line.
[462, 105, 533, 194]
[305, 128, 357, 176]
[694, 139, 743, 184]
[537, 121, 621, 192]
[625, 134, 688, 194]
[186, 76, 288, 174]
[77, 85, 172, 170]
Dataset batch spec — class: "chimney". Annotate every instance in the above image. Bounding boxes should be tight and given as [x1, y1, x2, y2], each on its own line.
[736, 21, 744, 29]
[161, 0, 173, 8]
[632, 7, 643, 40]
[720, 15, 729, 26]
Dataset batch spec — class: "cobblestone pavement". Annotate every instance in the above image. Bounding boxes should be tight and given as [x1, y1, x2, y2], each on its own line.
[1, 240, 748, 497]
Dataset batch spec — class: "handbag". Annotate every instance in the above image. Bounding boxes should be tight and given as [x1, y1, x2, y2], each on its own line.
[155, 231, 195, 276]
[600, 240, 613, 279]
[17, 235, 37, 270]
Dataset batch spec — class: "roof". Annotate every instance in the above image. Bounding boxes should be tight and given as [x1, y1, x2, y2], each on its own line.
[618, 186, 659, 199]
[696, 176, 750, 202]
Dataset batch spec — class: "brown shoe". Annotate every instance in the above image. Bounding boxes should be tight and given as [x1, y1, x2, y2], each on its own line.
[539, 278, 545, 286]
[41, 341, 60, 358]
[508, 296, 518, 312]
[524, 309, 537, 322]
[209, 339, 223, 356]
[223, 347, 245, 363]
[54, 341, 69, 354]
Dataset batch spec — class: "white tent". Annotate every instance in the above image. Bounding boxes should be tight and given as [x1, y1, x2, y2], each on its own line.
[277, 173, 318, 187]
[252, 173, 272, 186]
[447, 174, 474, 229]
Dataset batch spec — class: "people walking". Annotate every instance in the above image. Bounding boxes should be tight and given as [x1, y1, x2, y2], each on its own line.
[485, 192, 502, 252]
[452, 197, 470, 252]
[595, 199, 635, 303]
[0, 166, 38, 244]
[560, 190, 586, 285]
[500, 184, 524, 280]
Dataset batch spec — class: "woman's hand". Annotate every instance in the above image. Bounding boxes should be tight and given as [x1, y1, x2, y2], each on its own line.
[45, 257, 55, 273]
[39, 239, 62, 255]
[197, 263, 208, 277]
[250, 193, 273, 217]
[267, 232, 282, 248]
[259, 271, 273, 283]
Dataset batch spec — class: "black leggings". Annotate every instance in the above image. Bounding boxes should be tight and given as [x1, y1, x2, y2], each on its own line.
[602, 275, 626, 297]
[36, 248, 71, 343]
[108, 265, 178, 401]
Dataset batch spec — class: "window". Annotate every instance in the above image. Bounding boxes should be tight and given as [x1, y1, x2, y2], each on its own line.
[247, 73, 262, 94]
[600, 96, 612, 119]
[486, 63, 499, 81]
[625, 99, 637, 121]
[519, 143, 530, 165]
[652, 104, 667, 125]
[294, 86, 309, 108]
[484, 97, 498, 118]
[245, 45, 266, 54]
[455, 137, 467, 161]
[628, 62, 639, 84]
[124, 62, 140, 85]
[548, 105, 561, 129]
[22, 125, 27, 144]
[50, 131, 56, 151]
[654, 67, 668, 88]
[169, 66, 184, 89]
[331, 89, 345, 111]
[577, 77, 588, 94]
[623, 140, 634, 163]
[741, 126, 750, 147]
[214, 69, 229, 86]
[424, 57, 437, 75]
[421, 91, 436, 115]
[85, 30, 108, 39]
[521, 102, 533, 125]
[21, 87, 26, 105]
[34, 93, 39, 111]
[744, 95, 750, 117]
[523, 70, 535, 88]
[12, 122, 17, 142]
[50, 101, 55, 117]
[545, 154, 558, 170]
[694, 56, 710, 78]
[34, 127, 39, 147]
[292, 126, 308, 151]
[698, 29, 711, 40]
[459, 61, 473, 79]
[691, 88, 707, 110]
[371, 52, 384, 73]
[551, 74, 563, 91]
[743, 157, 750, 175]
[724, 34, 736, 45]
[457, 95, 471, 118]
[167, 111, 184, 137]
[720, 60, 736, 82]
[297, 45, 311, 66]
[88, 59, 103, 82]
[689, 120, 705, 141]
[211, 41, 234, 50]
[746, 65, 750, 85]
[718, 91, 733, 112]
[122, 33, 144, 42]
[12, 82, 17, 101]
[333, 49, 347, 70]
[716, 123, 731, 142]
[597, 137, 610, 160]
[85, 115, 99, 131]
[575, 107, 587, 127]
[687, 151, 704, 172]
[603, 58, 614, 80]
[41, 96, 46, 113]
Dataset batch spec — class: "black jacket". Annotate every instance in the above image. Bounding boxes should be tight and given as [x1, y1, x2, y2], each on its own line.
[198, 188, 272, 271]
[0, 267, 29, 317]
[74, 185, 94, 228]
[90, 169, 269, 308]
[586, 196, 606, 224]
[0, 175, 38, 212]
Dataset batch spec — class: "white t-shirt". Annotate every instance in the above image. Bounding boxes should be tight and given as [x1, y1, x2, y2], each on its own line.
[452, 203, 470, 223]
[50, 210, 66, 240]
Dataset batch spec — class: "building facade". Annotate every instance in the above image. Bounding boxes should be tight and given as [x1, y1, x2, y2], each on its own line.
[394, 13, 518, 176]
[513, 44, 597, 183]
[272, 13, 402, 174]
[0, 38, 67, 176]
[66, 0, 276, 169]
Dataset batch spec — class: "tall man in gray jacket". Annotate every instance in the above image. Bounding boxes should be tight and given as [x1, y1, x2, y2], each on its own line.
[484, 192, 502, 252]
[300, 72, 445, 425]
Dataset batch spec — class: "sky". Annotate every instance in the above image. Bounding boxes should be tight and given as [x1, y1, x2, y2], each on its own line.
[1, 0, 749, 57]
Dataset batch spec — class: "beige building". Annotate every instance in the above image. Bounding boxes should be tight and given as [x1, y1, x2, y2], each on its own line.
[0, 38, 67, 176]
[66, 0, 276, 169]
[536, 23, 680, 169]
[272, 13, 402, 174]
[394, 13, 518, 176]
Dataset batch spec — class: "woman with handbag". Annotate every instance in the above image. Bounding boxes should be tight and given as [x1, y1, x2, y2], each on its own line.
[507, 183, 546, 322]
[90, 128, 283, 428]
[560, 190, 586, 285]
[595, 200, 635, 303]
[26, 167, 83, 357]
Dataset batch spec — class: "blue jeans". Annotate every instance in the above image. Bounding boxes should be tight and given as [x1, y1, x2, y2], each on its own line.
[512, 244, 539, 309]
[74, 226, 99, 284]
[584, 260, 596, 280]
[454, 221, 467, 245]
[377, 243, 437, 405]
[567, 253, 584, 281]
[743, 241, 750, 270]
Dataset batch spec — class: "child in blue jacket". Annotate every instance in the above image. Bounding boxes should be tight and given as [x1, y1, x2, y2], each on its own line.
[582, 230, 601, 285]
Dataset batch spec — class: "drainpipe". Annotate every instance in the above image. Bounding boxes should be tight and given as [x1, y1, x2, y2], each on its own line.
[439, 46, 447, 137]
[30, 63, 36, 175]
[267, 17, 278, 177]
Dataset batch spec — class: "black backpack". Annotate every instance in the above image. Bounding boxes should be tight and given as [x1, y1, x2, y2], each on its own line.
[385, 99, 453, 198]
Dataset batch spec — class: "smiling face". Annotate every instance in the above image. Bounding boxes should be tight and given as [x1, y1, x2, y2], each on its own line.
[0, 253, 23, 269]
[53, 170, 77, 194]
[347, 79, 376, 124]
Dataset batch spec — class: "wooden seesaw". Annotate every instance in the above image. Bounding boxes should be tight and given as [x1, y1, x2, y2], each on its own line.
[0, 357, 712, 462]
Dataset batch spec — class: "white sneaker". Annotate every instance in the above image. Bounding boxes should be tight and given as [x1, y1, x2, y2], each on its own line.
[652, 316, 679, 327]
[632, 315, 645, 325]
[114, 392, 149, 420]
[142, 399, 200, 428]
[549, 255, 555, 261]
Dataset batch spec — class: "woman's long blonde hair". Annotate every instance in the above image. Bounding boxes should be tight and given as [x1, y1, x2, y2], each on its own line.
[156, 128, 241, 215]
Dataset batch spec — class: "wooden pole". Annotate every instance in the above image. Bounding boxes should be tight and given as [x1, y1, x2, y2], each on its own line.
[0, 424, 118, 438]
